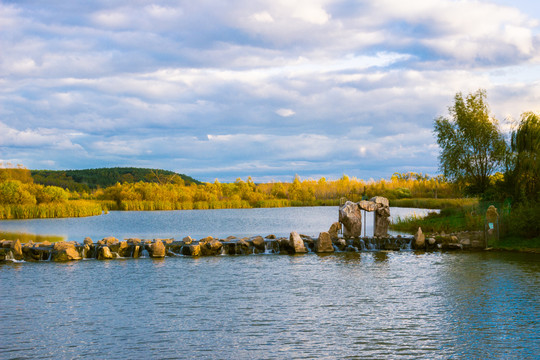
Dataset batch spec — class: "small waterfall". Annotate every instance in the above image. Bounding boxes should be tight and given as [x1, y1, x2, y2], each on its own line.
[5, 250, 14, 261]
[264, 242, 273, 254]
[219, 246, 227, 256]
[346, 245, 358, 252]
[4, 251, 24, 263]
[401, 238, 412, 250]
[141, 249, 150, 258]
[358, 239, 366, 251]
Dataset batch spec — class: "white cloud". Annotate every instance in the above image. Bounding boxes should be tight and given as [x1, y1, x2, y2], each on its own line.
[276, 108, 295, 117]
[0, 122, 84, 151]
[91, 10, 131, 29]
[252, 11, 274, 23]
[0, 0, 539, 180]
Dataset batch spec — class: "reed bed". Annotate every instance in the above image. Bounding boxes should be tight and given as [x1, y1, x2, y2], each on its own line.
[0, 200, 104, 219]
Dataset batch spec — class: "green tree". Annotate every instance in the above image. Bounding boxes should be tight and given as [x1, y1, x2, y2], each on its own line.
[434, 89, 507, 194]
[0, 180, 36, 204]
[510, 112, 540, 202]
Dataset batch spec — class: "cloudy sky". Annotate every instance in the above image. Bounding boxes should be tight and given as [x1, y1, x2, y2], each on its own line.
[1, 0, 539, 182]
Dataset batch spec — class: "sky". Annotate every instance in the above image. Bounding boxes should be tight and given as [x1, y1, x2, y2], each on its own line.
[1, 0, 539, 183]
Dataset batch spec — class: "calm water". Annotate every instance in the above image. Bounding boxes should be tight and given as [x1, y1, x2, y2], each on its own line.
[0, 206, 434, 241]
[1, 251, 538, 359]
[1, 208, 538, 359]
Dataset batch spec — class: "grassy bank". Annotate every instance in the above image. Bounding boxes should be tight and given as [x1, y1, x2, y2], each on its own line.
[389, 198, 479, 209]
[391, 205, 483, 233]
[391, 201, 540, 251]
[488, 236, 540, 252]
[0, 200, 105, 219]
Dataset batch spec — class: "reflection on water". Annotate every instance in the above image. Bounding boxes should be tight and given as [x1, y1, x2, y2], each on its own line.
[0, 231, 64, 242]
[0, 251, 538, 359]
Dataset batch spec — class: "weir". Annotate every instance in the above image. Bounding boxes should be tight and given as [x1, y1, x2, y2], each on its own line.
[0, 196, 488, 263]
[0, 229, 486, 263]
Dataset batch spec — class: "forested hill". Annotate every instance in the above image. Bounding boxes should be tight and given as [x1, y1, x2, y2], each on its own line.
[31, 167, 201, 191]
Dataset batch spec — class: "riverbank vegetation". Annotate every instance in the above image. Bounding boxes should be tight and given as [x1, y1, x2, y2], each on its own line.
[395, 90, 540, 249]
[1, 164, 460, 219]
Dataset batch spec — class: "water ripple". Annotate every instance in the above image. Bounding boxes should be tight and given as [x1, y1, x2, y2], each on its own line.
[0, 252, 538, 359]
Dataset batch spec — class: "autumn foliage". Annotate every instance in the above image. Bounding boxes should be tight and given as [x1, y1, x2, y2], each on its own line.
[0, 164, 459, 218]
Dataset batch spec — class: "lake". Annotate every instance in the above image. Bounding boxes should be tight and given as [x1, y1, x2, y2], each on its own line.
[1, 207, 538, 359]
[1, 251, 538, 359]
[0, 206, 433, 241]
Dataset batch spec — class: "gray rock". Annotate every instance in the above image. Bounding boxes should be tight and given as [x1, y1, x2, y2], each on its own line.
[328, 222, 341, 241]
[98, 246, 114, 260]
[11, 239, 23, 260]
[181, 244, 201, 256]
[314, 232, 334, 253]
[370, 196, 389, 207]
[358, 200, 377, 212]
[150, 239, 166, 258]
[414, 227, 425, 249]
[289, 231, 307, 253]
[251, 236, 265, 250]
[182, 236, 194, 245]
[339, 201, 362, 238]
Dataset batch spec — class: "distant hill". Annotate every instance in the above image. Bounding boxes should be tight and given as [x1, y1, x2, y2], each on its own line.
[31, 167, 202, 191]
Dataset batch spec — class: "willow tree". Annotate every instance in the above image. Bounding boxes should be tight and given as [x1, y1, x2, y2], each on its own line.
[510, 112, 540, 202]
[434, 89, 507, 194]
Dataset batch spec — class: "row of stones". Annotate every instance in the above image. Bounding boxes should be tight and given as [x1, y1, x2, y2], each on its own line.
[0, 227, 484, 262]
[413, 228, 486, 250]
[0, 231, 339, 262]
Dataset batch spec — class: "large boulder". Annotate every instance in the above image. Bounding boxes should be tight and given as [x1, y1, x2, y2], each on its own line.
[150, 239, 166, 258]
[98, 236, 118, 246]
[358, 200, 378, 212]
[235, 239, 252, 255]
[328, 222, 341, 241]
[52, 247, 81, 262]
[370, 196, 389, 207]
[181, 244, 201, 256]
[83, 237, 93, 245]
[200, 239, 223, 256]
[289, 231, 307, 253]
[314, 232, 334, 253]
[251, 236, 265, 250]
[51, 242, 81, 261]
[413, 227, 425, 249]
[11, 239, 23, 260]
[118, 241, 132, 257]
[97, 246, 114, 260]
[127, 238, 142, 245]
[339, 201, 363, 238]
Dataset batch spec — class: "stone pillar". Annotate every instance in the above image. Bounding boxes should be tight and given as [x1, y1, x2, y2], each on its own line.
[339, 201, 362, 239]
[370, 196, 390, 237]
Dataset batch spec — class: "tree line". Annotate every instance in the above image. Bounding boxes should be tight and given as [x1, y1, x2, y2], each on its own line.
[0, 163, 459, 218]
